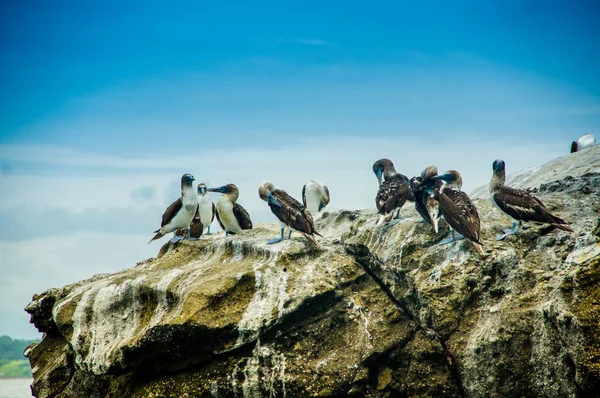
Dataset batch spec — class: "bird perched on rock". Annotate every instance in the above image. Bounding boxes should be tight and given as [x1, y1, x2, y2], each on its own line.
[570, 134, 596, 153]
[372, 158, 414, 225]
[149, 173, 199, 244]
[302, 180, 330, 215]
[410, 165, 440, 233]
[207, 184, 252, 236]
[432, 171, 484, 254]
[196, 183, 216, 235]
[258, 181, 322, 246]
[490, 159, 574, 240]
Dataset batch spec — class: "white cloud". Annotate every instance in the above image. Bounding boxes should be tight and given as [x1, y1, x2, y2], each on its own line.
[0, 130, 575, 338]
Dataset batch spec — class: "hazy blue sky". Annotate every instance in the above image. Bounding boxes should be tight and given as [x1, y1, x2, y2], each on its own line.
[1, 0, 599, 338]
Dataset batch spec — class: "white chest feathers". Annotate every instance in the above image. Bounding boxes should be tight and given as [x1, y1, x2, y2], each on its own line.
[216, 197, 242, 233]
[198, 195, 213, 226]
[304, 183, 324, 214]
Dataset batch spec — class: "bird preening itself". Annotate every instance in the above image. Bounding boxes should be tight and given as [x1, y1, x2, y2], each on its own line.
[373, 158, 414, 225]
[258, 181, 322, 246]
[570, 134, 596, 153]
[207, 184, 253, 236]
[302, 180, 330, 215]
[432, 171, 484, 255]
[149, 173, 199, 244]
[490, 159, 574, 240]
[410, 165, 440, 233]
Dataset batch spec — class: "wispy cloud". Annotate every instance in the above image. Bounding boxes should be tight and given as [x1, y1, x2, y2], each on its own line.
[275, 38, 338, 48]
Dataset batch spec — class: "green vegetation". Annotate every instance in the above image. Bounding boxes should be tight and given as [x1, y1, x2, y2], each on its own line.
[0, 335, 39, 378]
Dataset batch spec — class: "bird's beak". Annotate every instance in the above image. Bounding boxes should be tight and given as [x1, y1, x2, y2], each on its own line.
[375, 168, 383, 185]
[268, 193, 282, 207]
[199, 187, 206, 194]
[207, 186, 224, 193]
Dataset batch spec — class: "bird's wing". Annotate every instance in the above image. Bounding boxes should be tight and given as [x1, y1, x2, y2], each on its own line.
[302, 184, 307, 207]
[320, 185, 330, 210]
[215, 207, 225, 231]
[233, 203, 253, 230]
[161, 197, 183, 228]
[272, 189, 317, 235]
[211, 202, 216, 223]
[440, 189, 482, 244]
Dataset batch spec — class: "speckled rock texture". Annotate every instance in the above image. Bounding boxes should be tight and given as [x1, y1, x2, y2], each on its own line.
[26, 146, 600, 397]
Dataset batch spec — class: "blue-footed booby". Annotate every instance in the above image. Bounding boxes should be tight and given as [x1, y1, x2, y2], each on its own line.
[570, 134, 596, 153]
[302, 180, 330, 214]
[149, 173, 199, 244]
[259, 181, 322, 246]
[207, 184, 253, 235]
[432, 174, 484, 255]
[490, 159, 574, 240]
[372, 159, 414, 224]
[409, 165, 440, 233]
[196, 183, 216, 235]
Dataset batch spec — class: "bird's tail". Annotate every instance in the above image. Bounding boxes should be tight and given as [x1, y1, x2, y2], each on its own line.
[553, 222, 574, 232]
[148, 229, 164, 244]
[431, 216, 440, 234]
[471, 241, 485, 255]
[303, 233, 321, 248]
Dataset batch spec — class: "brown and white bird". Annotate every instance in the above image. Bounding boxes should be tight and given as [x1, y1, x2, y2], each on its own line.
[148, 173, 199, 244]
[409, 165, 440, 233]
[196, 183, 216, 235]
[490, 159, 573, 240]
[433, 170, 484, 255]
[302, 180, 330, 215]
[372, 158, 414, 225]
[207, 184, 252, 236]
[259, 181, 322, 246]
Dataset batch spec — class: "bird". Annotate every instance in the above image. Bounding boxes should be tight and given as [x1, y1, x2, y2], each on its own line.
[372, 159, 414, 225]
[258, 181, 322, 246]
[196, 183, 216, 235]
[207, 184, 252, 236]
[432, 171, 484, 255]
[148, 173, 199, 244]
[490, 159, 574, 240]
[302, 180, 330, 215]
[409, 165, 440, 233]
[570, 133, 596, 153]
[372, 158, 410, 186]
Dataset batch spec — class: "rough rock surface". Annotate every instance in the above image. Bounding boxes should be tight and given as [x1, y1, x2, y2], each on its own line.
[26, 146, 600, 397]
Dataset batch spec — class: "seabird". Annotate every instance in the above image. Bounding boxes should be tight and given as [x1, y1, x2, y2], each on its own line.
[207, 184, 253, 236]
[570, 133, 596, 153]
[148, 173, 199, 244]
[196, 183, 216, 235]
[490, 159, 574, 240]
[409, 165, 440, 233]
[302, 180, 330, 214]
[258, 181, 322, 246]
[432, 172, 484, 255]
[372, 159, 414, 224]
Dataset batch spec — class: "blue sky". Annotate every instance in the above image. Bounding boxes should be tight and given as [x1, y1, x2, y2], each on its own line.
[0, 1, 599, 338]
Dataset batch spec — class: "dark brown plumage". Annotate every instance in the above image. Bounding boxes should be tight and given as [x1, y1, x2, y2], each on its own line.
[491, 159, 573, 233]
[410, 165, 440, 232]
[259, 181, 322, 246]
[375, 174, 413, 224]
[434, 180, 484, 255]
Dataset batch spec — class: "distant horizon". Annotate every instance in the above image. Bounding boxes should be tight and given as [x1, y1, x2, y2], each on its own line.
[1, 0, 599, 338]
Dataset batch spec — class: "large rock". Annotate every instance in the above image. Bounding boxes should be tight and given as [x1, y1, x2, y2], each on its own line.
[26, 146, 600, 397]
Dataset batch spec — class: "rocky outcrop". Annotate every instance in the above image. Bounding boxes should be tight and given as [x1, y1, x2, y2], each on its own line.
[26, 146, 600, 397]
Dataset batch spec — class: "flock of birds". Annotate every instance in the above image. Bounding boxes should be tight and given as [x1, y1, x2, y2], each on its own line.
[149, 134, 596, 253]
